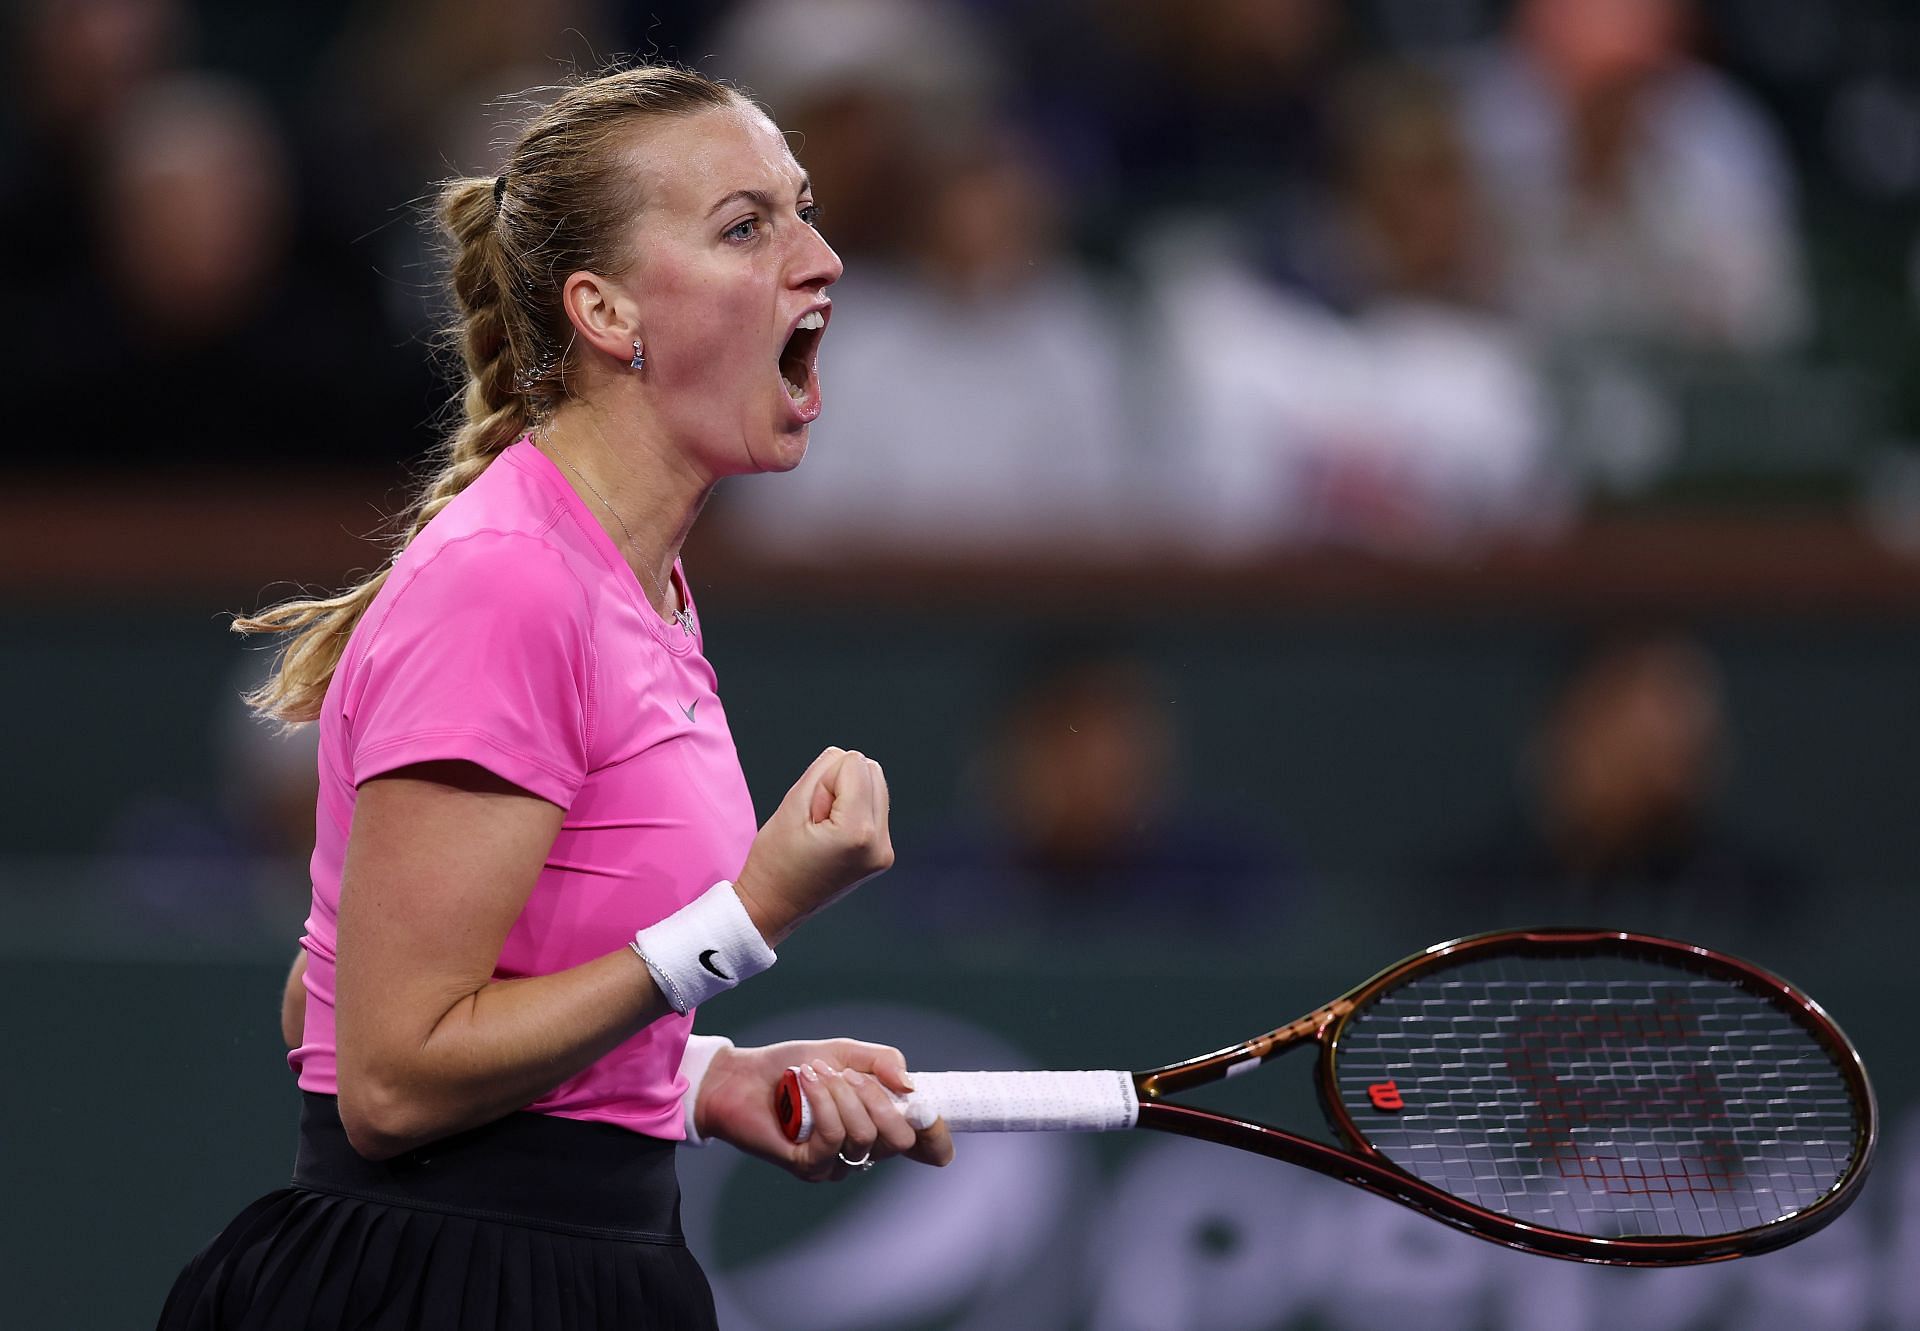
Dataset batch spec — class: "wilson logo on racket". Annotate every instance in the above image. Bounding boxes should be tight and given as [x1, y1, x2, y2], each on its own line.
[1368, 1080, 1404, 1112]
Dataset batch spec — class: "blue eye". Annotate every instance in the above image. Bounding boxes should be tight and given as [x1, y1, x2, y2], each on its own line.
[799, 203, 822, 228]
[725, 217, 757, 242]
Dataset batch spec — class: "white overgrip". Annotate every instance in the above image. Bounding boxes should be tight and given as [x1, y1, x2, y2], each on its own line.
[901, 1070, 1140, 1133]
[782, 1067, 1141, 1142]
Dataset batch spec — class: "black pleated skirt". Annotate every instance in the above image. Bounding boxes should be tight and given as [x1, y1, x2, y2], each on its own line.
[157, 1093, 718, 1331]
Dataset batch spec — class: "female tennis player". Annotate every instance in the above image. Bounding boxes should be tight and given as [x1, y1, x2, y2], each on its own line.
[157, 64, 953, 1330]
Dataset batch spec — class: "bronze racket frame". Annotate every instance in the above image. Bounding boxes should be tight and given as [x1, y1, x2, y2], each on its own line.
[1129, 928, 1877, 1265]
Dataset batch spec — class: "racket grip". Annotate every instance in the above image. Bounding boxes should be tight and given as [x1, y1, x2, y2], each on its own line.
[778, 1067, 1139, 1142]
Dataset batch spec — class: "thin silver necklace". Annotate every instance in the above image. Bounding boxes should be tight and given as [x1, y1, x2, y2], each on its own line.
[539, 434, 696, 636]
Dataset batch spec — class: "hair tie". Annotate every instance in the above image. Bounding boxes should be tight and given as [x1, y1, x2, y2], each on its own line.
[492, 174, 508, 207]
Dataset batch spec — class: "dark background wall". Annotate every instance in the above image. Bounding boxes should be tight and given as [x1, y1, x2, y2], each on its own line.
[7, 598, 1919, 889]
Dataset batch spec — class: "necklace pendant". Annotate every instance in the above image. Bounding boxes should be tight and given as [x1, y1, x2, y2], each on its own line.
[673, 605, 698, 636]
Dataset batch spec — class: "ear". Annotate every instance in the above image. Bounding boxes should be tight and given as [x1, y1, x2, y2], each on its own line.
[560, 269, 642, 366]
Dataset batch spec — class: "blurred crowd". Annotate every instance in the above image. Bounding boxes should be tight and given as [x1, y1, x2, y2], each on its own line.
[9, 0, 1903, 957]
[6, 0, 1918, 560]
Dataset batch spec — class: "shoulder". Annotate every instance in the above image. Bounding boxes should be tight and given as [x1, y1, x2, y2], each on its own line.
[383, 528, 593, 637]
[338, 526, 603, 796]
[1434, 43, 1537, 123]
[345, 527, 601, 724]
[1654, 65, 1795, 187]
[374, 446, 588, 611]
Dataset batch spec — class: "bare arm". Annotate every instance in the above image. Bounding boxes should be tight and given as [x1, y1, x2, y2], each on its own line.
[334, 761, 667, 1159]
[335, 749, 892, 1162]
[281, 950, 308, 1049]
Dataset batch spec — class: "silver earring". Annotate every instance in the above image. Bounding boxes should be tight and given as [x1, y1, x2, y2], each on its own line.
[629, 341, 645, 371]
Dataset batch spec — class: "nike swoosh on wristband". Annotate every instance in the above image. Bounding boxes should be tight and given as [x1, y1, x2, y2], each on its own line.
[698, 949, 731, 980]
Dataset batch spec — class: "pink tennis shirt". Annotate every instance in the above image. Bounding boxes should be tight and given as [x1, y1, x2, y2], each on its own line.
[291, 438, 759, 1139]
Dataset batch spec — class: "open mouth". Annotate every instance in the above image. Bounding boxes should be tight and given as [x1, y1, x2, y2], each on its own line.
[777, 309, 826, 417]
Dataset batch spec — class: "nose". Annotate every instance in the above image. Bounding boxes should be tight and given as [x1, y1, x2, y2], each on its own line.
[791, 218, 843, 291]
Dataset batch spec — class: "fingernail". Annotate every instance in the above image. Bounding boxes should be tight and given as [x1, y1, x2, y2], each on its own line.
[813, 1059, 839, 1078]
[800, 1064, 820, 1083]
[900, 1072, 916, 1092]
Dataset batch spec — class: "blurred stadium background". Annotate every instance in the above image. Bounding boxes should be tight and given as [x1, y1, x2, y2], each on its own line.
[5, 0, 1920, 1326]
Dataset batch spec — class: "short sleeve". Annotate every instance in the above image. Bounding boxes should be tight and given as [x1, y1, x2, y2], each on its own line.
[344, 531, 595, 806]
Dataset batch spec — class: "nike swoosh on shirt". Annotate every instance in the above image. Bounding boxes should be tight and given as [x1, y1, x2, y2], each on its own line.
[681, 699, 699, 722]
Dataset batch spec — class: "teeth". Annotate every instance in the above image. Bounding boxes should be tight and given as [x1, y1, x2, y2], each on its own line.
[779, 312, 822, 402]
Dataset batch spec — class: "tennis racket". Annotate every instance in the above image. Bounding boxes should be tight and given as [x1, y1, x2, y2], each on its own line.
[776, 928, 1875, 1265]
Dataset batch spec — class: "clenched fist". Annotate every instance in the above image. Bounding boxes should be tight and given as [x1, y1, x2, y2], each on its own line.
[732, 747, 894, 945]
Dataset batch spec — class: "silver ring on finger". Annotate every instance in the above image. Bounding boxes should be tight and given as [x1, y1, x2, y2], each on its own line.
[836, 1146, 875, 1171]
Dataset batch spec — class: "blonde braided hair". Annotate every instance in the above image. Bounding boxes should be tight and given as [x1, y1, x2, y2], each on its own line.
[236, 65, 739, 722]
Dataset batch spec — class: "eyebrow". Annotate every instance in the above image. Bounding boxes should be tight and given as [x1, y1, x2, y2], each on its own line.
[706, 176, 812, 217]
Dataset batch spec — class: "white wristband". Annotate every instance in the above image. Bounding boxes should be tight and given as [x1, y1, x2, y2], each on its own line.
[631, 880, 775, 1015]
[677, 1033, 734, 1147]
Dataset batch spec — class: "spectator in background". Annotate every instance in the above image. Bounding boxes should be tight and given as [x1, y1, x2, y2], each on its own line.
[304, 0, 617, 362]
[24, 74, 414, 466]
[105, 659, 320, 944]
[1022, 0, 1344, 275]
[1137, 63, 1562, 556]
[1442, 633, 1797, 945]
[1327, 65, 1500, 314]
[1445, 0, 1811, 354]
[1321, 63, 1567, 542]
[100, 76, 290, 343]
[0, 0, 186, 286]
[305, 0, 616, 344]
[714, 0, 1140, 558]
[706, 0, 998, 268]
[901, 648, 1292, 946]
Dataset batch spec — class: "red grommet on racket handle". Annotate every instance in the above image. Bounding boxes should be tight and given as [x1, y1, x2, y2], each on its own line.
[777, 1067, 813, 1142]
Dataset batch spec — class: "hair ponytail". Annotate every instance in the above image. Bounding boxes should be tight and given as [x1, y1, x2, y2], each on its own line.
[236, 63, 738, 723]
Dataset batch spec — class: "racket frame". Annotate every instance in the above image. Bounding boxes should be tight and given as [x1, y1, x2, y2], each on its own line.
[1128, 927, 1877, 1265]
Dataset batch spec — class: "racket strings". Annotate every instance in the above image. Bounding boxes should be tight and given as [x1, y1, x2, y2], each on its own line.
[1333, 954, 1861, 1240]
